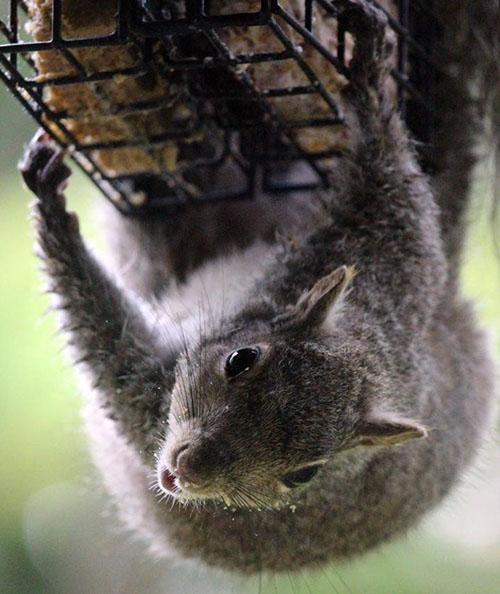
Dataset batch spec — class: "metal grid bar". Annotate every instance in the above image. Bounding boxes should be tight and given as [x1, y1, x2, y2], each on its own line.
[0, 0, 441, 214]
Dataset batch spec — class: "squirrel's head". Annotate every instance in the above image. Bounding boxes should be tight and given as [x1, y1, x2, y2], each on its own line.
[156, 266, 427, 509]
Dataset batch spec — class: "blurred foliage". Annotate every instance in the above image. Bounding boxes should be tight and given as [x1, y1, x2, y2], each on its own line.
[0, 81, 499, 594]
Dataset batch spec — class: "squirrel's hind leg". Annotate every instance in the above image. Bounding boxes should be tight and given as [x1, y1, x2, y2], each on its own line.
[336, 0, 395, 99]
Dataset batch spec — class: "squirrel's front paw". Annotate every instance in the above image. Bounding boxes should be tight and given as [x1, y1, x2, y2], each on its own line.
[19, 130, 80, 235]
[19, 130, 71, 207]
[336, 0, 394, 89]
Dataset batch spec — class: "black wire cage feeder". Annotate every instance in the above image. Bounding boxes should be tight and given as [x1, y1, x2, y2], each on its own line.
[0, 0, 442, 214]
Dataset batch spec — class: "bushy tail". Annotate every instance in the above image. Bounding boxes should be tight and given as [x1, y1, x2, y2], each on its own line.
[429, 1, 499, 281]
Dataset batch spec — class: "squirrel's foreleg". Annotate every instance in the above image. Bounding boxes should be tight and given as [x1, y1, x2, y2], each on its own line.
[20, 132, 174, 453]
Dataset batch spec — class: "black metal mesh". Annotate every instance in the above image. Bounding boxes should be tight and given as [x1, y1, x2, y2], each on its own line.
[0, 0, 441, 214]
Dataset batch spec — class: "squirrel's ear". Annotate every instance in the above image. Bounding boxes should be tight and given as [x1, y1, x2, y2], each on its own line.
[275, 265, 355, 331]
[355, 412, 428, 447]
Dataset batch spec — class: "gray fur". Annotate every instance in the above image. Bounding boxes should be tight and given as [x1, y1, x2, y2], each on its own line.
[21, 0, 497, 576]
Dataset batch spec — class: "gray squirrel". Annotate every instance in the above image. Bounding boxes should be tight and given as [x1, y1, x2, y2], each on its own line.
[19, 0, 498, 575]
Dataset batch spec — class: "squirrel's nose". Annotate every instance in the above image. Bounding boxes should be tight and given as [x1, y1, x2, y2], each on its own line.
[174, 443, 202, 484]
[171, 441, 227, 486]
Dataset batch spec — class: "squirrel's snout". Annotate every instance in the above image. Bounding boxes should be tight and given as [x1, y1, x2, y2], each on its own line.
[162, 439, 230, 490]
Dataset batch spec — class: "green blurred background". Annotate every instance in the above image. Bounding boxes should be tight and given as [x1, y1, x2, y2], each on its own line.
[0, 81, 499, 594]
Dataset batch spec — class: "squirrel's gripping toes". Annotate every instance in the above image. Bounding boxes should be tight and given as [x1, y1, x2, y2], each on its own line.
[336, 0, 394, 91]
[19, 130, 70, 201]
[19, 130, 79, 238]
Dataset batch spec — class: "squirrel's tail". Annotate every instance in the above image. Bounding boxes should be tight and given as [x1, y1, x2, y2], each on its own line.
[428, 1, 499, 282]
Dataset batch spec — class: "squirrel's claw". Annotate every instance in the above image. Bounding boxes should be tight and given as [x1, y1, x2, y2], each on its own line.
[19, 130, 54, 194]
[19, 130, 71, 205]
[336, 0, 395, 90]
[20, 129, 79, 234]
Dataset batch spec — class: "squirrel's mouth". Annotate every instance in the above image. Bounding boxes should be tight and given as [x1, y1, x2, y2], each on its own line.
[157, 467, 216, 501]
[157, 468, 289, 511]
[158, 468, 178, 493]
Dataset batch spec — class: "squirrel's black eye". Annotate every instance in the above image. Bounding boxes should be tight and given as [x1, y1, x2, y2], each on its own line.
[225, 347, 260, 379]
[282, 465, 321, 489]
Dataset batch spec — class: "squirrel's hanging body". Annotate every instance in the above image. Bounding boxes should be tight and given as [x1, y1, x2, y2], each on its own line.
[20, 0, 499, 575]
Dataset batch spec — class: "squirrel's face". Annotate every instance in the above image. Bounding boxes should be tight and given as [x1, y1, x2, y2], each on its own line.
[157, 336, 353, 509]
[155, 266, 427, 509]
